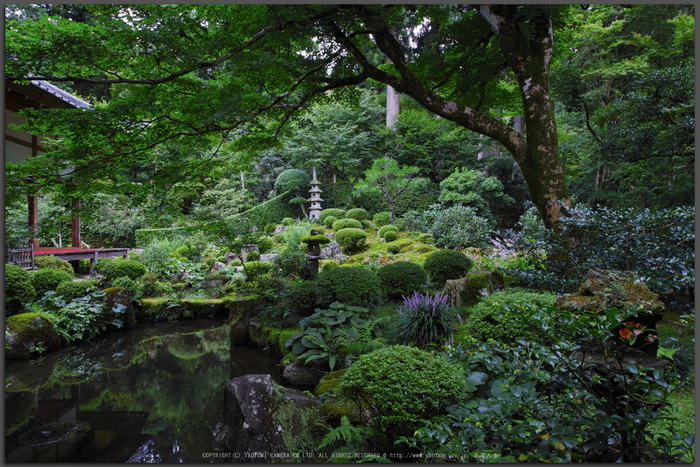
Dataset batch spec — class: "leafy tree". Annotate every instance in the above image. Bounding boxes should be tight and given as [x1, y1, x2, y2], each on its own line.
[438, 167, 514, 226]
[6, 4, 580, 230]
[274, 169, 311, 218]
[355, 159, 425, 225]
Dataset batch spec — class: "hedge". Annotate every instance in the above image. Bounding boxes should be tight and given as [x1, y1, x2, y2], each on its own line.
[232, 190, 298, 226]
[321, 181, 440, 217]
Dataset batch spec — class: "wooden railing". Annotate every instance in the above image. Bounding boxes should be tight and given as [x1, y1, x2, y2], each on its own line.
[6, 244, 34, 270]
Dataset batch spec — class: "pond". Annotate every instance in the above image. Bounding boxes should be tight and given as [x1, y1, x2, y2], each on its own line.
[5, 318, 297, 463]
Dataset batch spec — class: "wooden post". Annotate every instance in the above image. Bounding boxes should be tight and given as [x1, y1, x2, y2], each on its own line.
[28, 194, 39, 248]
[70, 198, 81, 272]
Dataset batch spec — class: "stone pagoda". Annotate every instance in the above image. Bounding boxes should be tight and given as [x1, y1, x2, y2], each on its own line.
[308, 167, 323, 220]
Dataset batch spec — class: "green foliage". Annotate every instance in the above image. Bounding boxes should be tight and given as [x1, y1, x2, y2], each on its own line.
[46, 292, 114, 344]
[34, 256, 74, 275]
[191, 180, 255, 220]
[257, 235, 274, 253]
[400, 304, 691, 462]
[386, 244, 401, 255]
[319, 208, 346, 224]
[243, 261, 273, 281]
[423, 249, 473, 284]
[345, 208, 368, 221]
[111, 276, 141, 299]
[316, 267, 383, 309]
[174, 245, 192, 260]
[233, 191, 298, 228]
[31, 268, 74, 298]
[78, 192, 150, 247]
[4, 264, 36, 315]
[139, 243, 177, 278]
[140, 272, 161, 298]
[417, 233, 435, 245]
[331, 218, 363, 232]
[323, 215, 337, 229]
[55, 279, 99, 302]
[282, 217, 294, 226]
[373, 211, 391, 227]
[377, 224, 399, 238]
[438, 167, 514, 225]
[273, 250, 314, 280]
[382, 231, 398, 242]
[299, 233, 330, 247]
[394, 291, 461, 347]
[281, 220, 315, 253]
[246, 250, 260, 262]
[134, 228, 187, 248]
[95, 258, 148, 282]
[275, 280, 320, 319]
[334, 228, 367, 253]
[166, 181, 206, 214]
[376, 261, 428, 299]
[403, 204, 493, 249]
[275, 169, 310, 194]
[339, 345, 469, 436]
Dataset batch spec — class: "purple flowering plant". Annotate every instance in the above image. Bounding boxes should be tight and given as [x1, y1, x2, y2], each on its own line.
[395, 291, 462, 348]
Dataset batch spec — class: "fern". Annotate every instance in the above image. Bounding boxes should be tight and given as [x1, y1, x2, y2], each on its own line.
[318, 416, 362, 449]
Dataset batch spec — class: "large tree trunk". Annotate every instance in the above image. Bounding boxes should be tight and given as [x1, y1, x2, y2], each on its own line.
[350, 6, 570, 231]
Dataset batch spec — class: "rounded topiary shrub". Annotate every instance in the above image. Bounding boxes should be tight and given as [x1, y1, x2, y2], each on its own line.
[334, 228, 367, 253]
[383, 231, 398, 242]
[274, 169, 310, 194]
[246, 250, 260, 262]
[315, 266, 382, 308]
[243, 261, 273, 280]
[31, 268, 75, 298]
[373, 211, 391, 227]
[319, 208, 346, 224]
[463, 299, 554, 345]
[34, 256, 74, 275]
[346, 208, 368, 222]
[339, 346, 468, 436]
[376, 261, 428, 299]
[280, 281, 319, 317]
[96, 259, 148, 282]
[112, 276, 141, 299]
[386, 244, 401, 255]
[323, 216, 337, 229]
[378, 224, 399, 238]
[332, 218, 363, 232]
[423, 249, 473, 285]
[257, 236, 274, 253]
[174, 245, 191, 259]
[5, 264, 36, 316]
[55, 279, 98, 301]
[282, 218, 295, 226]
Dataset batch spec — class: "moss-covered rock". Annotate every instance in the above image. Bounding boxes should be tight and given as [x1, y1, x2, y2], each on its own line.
[227, 296, 261, 344]
[314, 370, 363, 426]
[444, 270, 505, 307]
[5, 313, 61, 360]
[102, 287, 136, 331]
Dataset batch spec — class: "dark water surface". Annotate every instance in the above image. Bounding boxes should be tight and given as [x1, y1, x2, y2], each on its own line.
[5, 318, 290, 463]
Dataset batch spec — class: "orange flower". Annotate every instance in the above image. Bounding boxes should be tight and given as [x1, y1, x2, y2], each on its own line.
[619, 328, 633, 339]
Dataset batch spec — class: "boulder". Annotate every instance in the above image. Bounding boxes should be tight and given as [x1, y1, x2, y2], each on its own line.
[273, 225, 287, 235]
[229, 298, 261, 344]
[260, 253, 279, 263]
[212, 374, 322, 460]
[224, 251, 241, 264]
[5, 313, 61, 360]
[314, 370, 364, 425]
[102, 287, 137, 330]
[320, 241, 342, 259]
[210, 261, 226, 273]
[554, 268, 666, 355]
[241, 244, 260, 263]
[282, 360, 324, 386]
[444, 270, 505, 307]
[324, 232, 334, 239]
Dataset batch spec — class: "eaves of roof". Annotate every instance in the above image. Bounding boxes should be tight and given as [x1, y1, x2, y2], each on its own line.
[29, 79, 91, 109]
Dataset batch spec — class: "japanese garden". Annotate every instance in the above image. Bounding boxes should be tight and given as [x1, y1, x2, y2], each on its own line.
[4, 4, 695, 463]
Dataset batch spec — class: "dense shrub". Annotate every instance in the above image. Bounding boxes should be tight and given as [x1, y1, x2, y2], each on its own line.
[174, 245, 192, 259]
[5, 264, 36, 315]
[319, 208, 346, 224]
[334, 228, 367, 253]
[257, 235, 274, 253]
[31, 268, 74, 298]
[376, 261, 428, 299]
[378, 224, 399, 238]
[96, 258, 148, 282]
[373, 211, 391, 227]
[394, 291, 461, 347]
[55, 279, 98, 301]
[462, 300, 554, 345]
[339, 346, 468, 436]
[423, 249, 473, 284]
[34, 256, 74, 275]
[140, 272, 160, 297]
[243, 261, 273, 280]
[418, 233, 435, 245]
[323, 215, 338, 229]
[332, 218, 363, 231]
[274, 169, 310, 194]
[281, 221, 315, 252]
[430, 205, 493, 249]
[234, 191, 298, 227]
[246, 250, 260, 262]
[140, 244, 177, 278]
[316, 266, 383, 308]
[134, 227, 186, 248]
[387, 244, 401, 255]
[383, 231, 398, 242]
[282, 217, 294, 226]
[111, 276, 141, 299]
[346, 208, 368, 221]
[273, 250, 314, 279]
[278, 281, 319, 317]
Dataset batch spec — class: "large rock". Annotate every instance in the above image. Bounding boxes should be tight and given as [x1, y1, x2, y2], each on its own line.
[444, 270, 505, 307]
[229, 298, 261, 344]
[282, 360, 325, 386]
[554, 268, 666, 356]
[273, 225, 287, 235]
[241, 244, 260, 263]
[260, 253, 279, 263]
[320, 241, 342, 259]
[212, 374, 322, 461]
[102, 287, 137, 330]
[5, 313, 61, 360]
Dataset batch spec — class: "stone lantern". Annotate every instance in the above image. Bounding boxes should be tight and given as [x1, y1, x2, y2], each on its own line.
[308, 167, 323, 220]
[300, 230, 330, 276]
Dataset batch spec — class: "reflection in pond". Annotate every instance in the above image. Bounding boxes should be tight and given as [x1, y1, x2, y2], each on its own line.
[5, 318, 291, 463]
